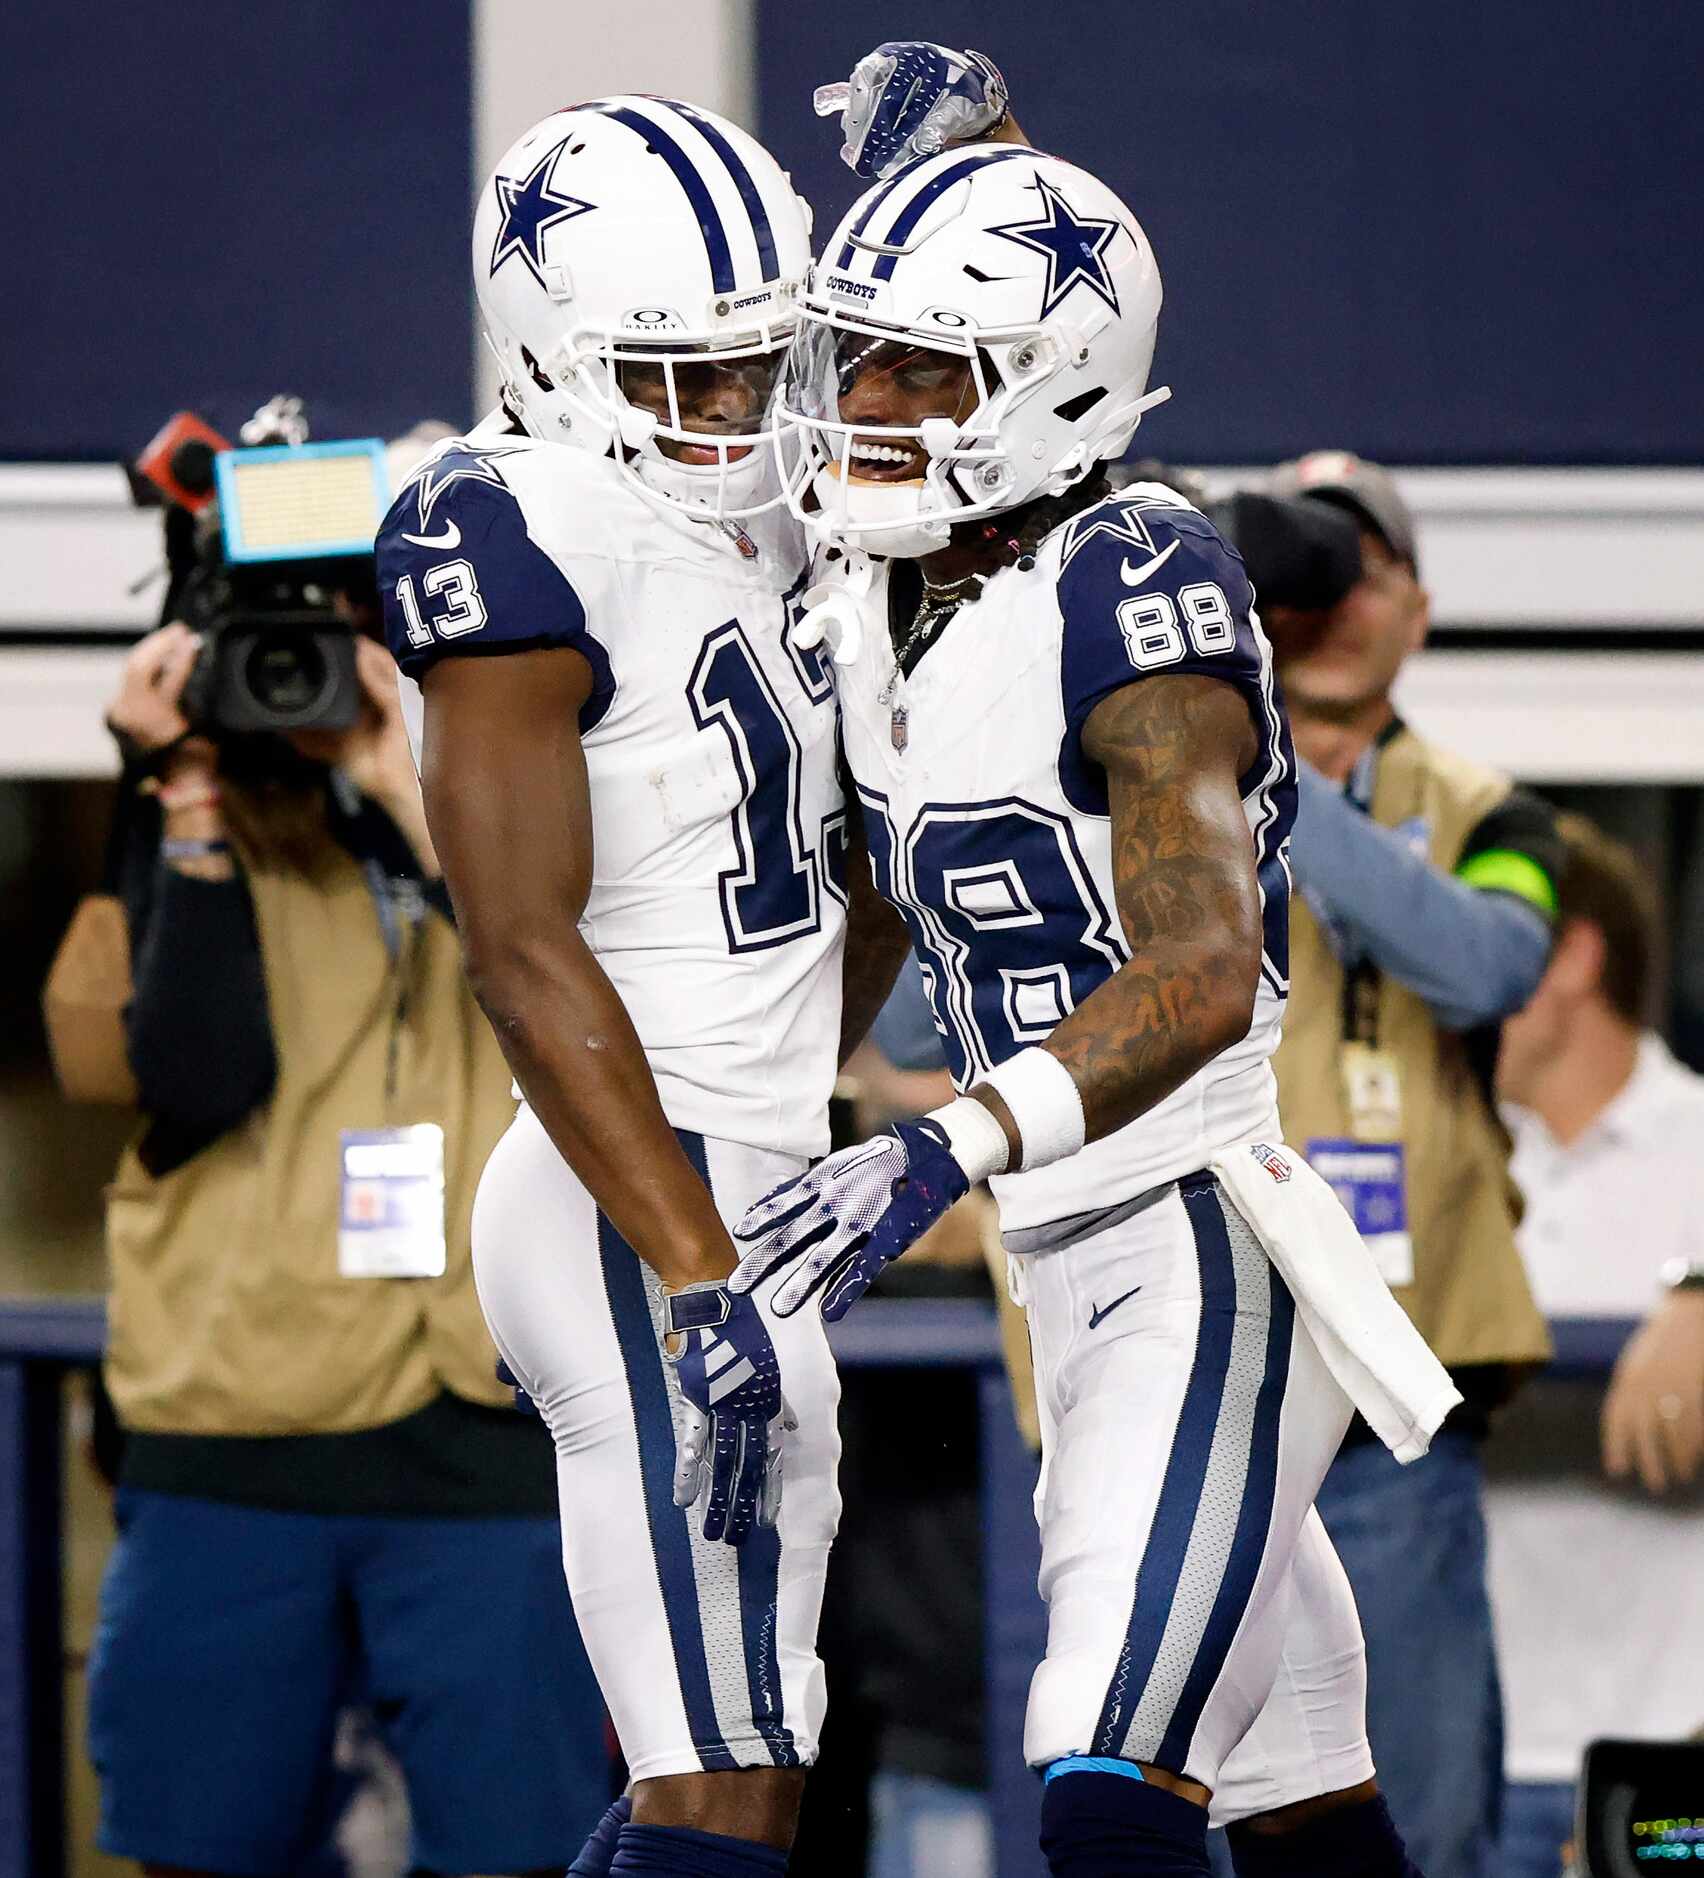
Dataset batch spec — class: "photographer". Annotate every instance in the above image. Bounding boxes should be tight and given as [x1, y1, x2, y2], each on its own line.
[1221, 452, 1562, 1878]
[82, 605, 609, 1877]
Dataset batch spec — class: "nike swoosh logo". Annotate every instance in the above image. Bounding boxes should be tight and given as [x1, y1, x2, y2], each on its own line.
[1088, 1284, 1143, 1330]
[402, 520, 461, 551]
[1119, 540, 1180, 588]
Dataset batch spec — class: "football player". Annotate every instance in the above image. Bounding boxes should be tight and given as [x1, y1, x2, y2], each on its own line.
[375, 69, 1005, 1876]
[377, 98, 856, 1878]
[731, 144, 1453, 1876]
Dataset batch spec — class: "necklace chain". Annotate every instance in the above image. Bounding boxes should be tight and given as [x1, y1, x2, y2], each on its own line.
[881, 571, 987, 704]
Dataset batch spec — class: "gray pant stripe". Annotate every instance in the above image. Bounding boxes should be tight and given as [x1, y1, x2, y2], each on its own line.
[1119, 1191, 1276, 1762]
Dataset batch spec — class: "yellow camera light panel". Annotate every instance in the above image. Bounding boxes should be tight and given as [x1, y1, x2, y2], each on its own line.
[214, 438, 389, 562]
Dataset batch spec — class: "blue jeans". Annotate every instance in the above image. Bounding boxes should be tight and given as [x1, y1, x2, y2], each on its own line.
[870, 1771, 993, 1878]
[1315, 1431, 1503, 1878]
[89, 1488, 611, 1876]
[1497, 1782, 1576, 1878]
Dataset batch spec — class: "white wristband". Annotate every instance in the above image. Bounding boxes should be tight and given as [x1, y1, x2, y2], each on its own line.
[980, 1047, 1087, 1172]
[924, 1095, 1012, 1184]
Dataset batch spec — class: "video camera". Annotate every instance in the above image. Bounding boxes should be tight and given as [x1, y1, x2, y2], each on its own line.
[129, 398, 391, 735]
[1576, 1738, 1704, 1875]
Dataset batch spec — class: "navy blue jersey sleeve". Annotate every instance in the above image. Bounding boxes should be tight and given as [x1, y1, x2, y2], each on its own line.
[1055, 499, 1279, 814]
[376, 450, 610, 722]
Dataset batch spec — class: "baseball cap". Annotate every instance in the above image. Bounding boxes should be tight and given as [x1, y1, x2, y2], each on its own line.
[1270, 450, 1418, 569]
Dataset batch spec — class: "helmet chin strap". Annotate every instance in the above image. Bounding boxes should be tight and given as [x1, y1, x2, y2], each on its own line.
[634, 447, 775, 514]
[810, 463, 952, 559]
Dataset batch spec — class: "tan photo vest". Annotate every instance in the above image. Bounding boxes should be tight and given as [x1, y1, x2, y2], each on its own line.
[105, 833, 520, 1434]
[1274, 727, 1551, 1372]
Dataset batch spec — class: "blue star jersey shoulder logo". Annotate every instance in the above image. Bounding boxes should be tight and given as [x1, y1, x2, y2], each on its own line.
[408, 443, 526, 532]
[489, 140, 597, 285]
[989, 175, 1122, 322]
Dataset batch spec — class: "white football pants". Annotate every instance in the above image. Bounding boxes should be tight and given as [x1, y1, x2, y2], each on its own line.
[470, 1103, 841, 1782]
[1011, 1169, 1375, 1815]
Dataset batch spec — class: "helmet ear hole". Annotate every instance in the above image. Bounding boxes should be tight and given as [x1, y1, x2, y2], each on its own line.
[1053, 385, 1107, 424]
[520, 347, 555, 394]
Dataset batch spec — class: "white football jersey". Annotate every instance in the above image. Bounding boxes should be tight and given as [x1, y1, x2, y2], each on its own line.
[832, 485, 1296, 1241]
[378, 419, 845, 1158]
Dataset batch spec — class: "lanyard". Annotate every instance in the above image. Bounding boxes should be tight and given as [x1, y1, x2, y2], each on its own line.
[361, 859, 426, 1114]
[1339, 744, 1383, 1047]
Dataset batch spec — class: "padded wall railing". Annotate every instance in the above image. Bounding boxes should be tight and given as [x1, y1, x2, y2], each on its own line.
[0, 1299, 1635, 1878]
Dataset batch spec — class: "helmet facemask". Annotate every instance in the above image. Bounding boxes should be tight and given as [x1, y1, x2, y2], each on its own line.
[777, 301, 1148, 556]
[487, 312, 800, 521]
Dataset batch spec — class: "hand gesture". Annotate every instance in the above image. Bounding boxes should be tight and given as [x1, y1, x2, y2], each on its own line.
[1602, 1290, 1704, 1494]
[664, 1282, 787, 1544]
[106, 622, 208, 765]
[287, 635, 412, 797]
[730, 1119, 970, 1321]
[815, 43, 1013, 180]
[289, 636, 437, 871]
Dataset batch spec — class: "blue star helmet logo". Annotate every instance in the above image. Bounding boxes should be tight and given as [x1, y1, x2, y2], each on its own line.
[409, 443, 527, 530]
[989, 175, 1123, 322]
[489, 140, 596, 286]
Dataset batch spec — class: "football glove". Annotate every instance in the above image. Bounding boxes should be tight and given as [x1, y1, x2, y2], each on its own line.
[730, 1118, 972, 1322]
[814, 42, 1010, 181]
[663, 1281, 786, 1545]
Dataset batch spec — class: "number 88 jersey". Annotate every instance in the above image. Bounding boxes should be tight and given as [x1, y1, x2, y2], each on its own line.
[836, 484, 1296, 1243]
[378, 422, 846, 1159]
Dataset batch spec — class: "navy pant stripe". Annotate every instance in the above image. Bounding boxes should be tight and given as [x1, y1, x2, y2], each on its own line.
[1154, 1197, 1296, 1768]
[1091, 1172, 1238, 1757]
[596, 1149, 737, 1772]
[672, 1132, 798, 1769]
[583, 104, 736, 293]
[664, 100, 780, 283]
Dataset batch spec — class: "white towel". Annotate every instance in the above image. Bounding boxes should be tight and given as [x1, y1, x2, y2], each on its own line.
[1209, 1139, 1461, 1464]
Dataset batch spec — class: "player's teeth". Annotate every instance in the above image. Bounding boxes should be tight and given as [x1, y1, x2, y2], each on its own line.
[851, 443, 909, 463]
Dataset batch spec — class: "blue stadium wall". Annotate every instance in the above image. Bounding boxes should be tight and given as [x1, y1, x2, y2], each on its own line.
[756, 1, 1704, 466]
[7, 1, 1700, 464]
[6, 2, 474, 459]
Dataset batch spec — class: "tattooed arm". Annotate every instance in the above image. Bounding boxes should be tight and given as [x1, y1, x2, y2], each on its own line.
[974, 674, 1262, 1151]
[838, 807, 915, 1065]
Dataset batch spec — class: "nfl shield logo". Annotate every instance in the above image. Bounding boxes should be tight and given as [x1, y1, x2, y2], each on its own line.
[1250, 1142, 1291, 1184]
[890, 703, 909, 752]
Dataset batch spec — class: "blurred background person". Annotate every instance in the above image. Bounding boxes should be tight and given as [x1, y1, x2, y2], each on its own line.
[79, 510, 610, 1874]
[1250, 452, 1565, 1878]
[1486, 814, 1704, 1878]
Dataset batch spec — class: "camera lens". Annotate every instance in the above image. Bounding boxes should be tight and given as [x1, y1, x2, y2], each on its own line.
[243, 630, 331, 719]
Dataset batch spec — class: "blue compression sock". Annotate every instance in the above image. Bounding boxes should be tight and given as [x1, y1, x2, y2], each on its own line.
[569, 1795, 633, 1875]
[611, 1820, 789, 1875]
[1040, 1761, 1211, 1875]
[1226, 1793, 1422, 1878]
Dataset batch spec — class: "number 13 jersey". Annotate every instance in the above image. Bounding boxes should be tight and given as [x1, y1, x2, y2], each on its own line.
[378, 422, 846, 1159]
[835, 485, 1296, 1242]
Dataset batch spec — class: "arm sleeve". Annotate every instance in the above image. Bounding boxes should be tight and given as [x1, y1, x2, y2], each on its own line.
[376, 458, 614, 731]
[1288, 764, 1555, 1029]
[125, 863, 278, 1166]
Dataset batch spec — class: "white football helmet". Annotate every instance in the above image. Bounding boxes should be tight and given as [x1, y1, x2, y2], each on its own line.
[776, 147, 1168, 555]
[474, 97, 811, 518]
